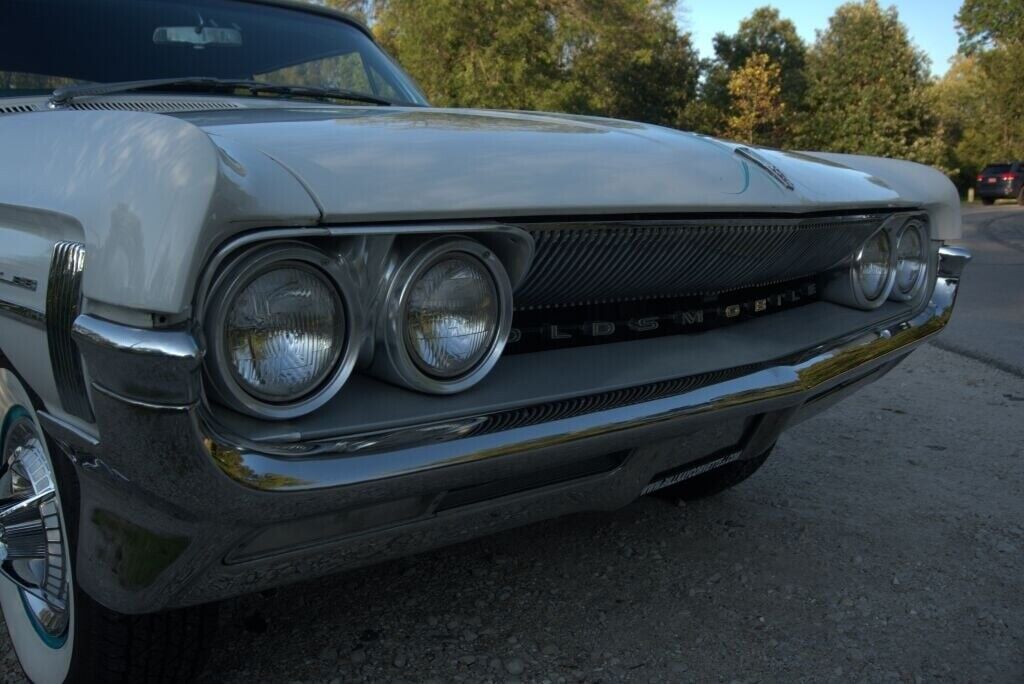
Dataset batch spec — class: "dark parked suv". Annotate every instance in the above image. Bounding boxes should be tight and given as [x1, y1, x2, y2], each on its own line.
[976, 161, 1024, 205]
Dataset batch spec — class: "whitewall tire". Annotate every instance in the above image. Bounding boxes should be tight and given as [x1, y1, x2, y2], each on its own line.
[0, 371, 74, 684]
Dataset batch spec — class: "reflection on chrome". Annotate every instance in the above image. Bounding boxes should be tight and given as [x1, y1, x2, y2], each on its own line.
[200, 248, 967, 493]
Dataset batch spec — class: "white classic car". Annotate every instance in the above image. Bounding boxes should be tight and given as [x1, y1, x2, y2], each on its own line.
[0, 0, 970, 681]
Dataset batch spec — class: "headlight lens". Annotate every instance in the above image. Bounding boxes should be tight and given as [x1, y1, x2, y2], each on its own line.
[225, 265, 344, 401]
[893, 223, 926, 299]
[404, 255, 499, 379]
[855, 231, 893, 302]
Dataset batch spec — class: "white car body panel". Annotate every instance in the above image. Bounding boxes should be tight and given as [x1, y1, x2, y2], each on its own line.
[0, 104, 962, 328]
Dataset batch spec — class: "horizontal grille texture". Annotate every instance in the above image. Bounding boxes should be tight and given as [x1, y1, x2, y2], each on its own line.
[463, 364, 762, 439]
[512, 215, 885, 310]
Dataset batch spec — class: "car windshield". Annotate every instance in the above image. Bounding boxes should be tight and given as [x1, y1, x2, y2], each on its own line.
[0, 0, 427, 105]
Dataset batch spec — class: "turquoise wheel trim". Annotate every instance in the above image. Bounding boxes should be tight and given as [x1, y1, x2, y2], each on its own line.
[1, 405, 71, 648]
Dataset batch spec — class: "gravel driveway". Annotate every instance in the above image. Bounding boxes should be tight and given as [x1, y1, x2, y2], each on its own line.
[6, 344, 1019, 682]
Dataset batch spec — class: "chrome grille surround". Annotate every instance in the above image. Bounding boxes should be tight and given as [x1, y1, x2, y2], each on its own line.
[512, 214, 888, 310]
[46, 241, 93, 422]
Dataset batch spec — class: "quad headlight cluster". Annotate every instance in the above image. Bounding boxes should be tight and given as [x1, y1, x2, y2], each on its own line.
[824, 218, 933, 310]
[203, 237, 513, 418]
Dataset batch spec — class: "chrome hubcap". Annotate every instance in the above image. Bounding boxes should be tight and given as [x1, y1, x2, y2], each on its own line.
[1, 416, 70, 642]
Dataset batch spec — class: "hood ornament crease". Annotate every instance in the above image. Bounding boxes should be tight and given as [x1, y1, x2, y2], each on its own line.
[735, 146, 796, 191]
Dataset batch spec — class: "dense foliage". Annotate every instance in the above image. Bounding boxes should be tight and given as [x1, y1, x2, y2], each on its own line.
[799, 1, 941, 164]
[313, 0, 1023, 192]
[724, 54, 786, 146]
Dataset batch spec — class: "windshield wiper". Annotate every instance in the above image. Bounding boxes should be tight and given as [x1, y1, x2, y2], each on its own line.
[49, 77, 396, 108]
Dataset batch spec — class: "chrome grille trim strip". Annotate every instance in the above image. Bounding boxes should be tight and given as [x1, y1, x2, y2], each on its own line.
[0, 299, 45, 329]
[512, 215, 887, 310]
[46, 242, 93, 422]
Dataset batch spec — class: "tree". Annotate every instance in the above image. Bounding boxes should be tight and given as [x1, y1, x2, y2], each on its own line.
[724, 54, 786, 146]
[374, 0, 560, 110]
[943, 0, 1024, 182]
[544, 0, 699, 125]
[957, 0, 1024, 52]
[705, 7, 807, 113]
[800, 0, 940, 163]
[319, 0, 377, 23]
[374, 0, 699, 124]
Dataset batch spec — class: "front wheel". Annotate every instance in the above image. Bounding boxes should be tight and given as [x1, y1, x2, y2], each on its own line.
[1, 375, 218, 683]
[981, 197, 996, 206]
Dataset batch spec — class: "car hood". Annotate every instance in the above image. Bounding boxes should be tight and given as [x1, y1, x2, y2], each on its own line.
[0, 105, 958, 316]
[184, 106, 912, 223]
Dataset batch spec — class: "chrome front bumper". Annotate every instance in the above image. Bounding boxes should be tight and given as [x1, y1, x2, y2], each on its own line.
[40, 247, 970, 613]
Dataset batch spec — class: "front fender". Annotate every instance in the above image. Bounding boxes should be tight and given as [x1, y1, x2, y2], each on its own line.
[0, 111, 321, 317]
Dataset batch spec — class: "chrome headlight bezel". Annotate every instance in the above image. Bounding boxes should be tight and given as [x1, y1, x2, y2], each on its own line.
[823, 226, 898, 310]
[203, 243, 362, 419]
[853, 229, 896, 308]
[380, 238, 513, 394]
[889, 220, 930, 302]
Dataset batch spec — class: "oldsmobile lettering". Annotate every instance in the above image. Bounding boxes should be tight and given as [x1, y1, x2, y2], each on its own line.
[508, 282, 820, 348]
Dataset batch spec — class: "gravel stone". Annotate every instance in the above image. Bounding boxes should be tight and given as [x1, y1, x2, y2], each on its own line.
[505, 657, 525, 675]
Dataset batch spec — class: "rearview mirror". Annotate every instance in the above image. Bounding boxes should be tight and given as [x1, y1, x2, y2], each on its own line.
[153, 26, 243, 48]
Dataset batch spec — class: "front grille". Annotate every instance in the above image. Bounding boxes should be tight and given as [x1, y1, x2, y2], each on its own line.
[511, 215, 885, 310]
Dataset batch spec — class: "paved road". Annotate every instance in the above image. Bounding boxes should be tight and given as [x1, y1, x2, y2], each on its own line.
[2, 206, 1022, 683]
[938, 204, 1024, 376]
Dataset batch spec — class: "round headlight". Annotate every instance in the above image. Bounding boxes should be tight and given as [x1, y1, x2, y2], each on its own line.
[379, 238, 513, 394]
[404, 256, 499, 378]
[891, 223, 927, 300]
[855, 231, 893, 302]
[205, 243, 361, 419]
[225, 265, 344, 401]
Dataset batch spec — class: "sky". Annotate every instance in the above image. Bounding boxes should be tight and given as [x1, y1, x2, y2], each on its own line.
[680, 0, 963, 76]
